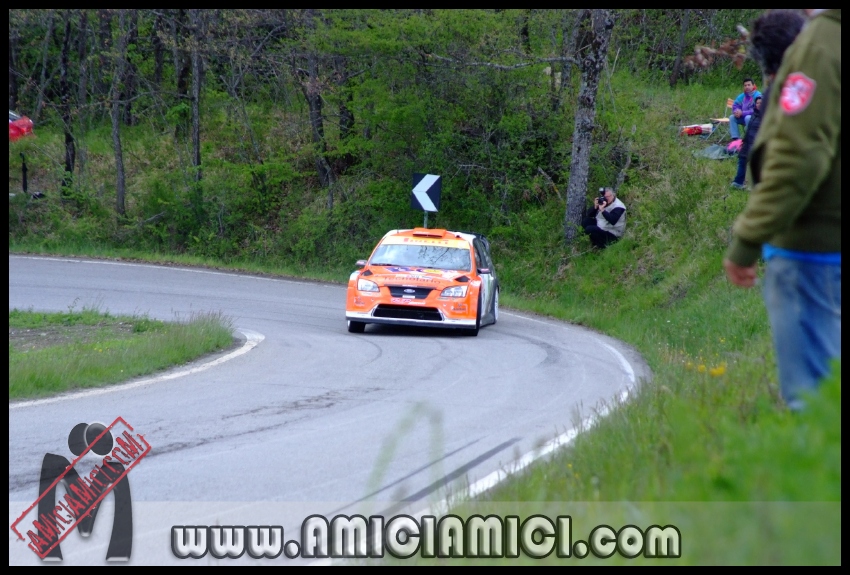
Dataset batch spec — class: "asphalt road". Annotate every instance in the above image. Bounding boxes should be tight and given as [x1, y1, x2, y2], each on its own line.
[8, 255, 650, 564]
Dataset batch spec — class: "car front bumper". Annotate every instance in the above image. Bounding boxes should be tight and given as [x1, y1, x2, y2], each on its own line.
[345, 311, 476, 329]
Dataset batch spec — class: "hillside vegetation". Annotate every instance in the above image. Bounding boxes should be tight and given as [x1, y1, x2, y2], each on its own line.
[9, 9, 839, 564]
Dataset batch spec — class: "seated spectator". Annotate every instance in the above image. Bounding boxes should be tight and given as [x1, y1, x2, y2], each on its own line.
[731, 10, 805, 190]
[731, 96, 762, 189]
[582, 187, 626, 248]
[729, 78, 762, 140]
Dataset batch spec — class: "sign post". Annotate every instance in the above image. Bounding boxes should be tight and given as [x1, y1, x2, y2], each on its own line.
[411, 173, 441, 228]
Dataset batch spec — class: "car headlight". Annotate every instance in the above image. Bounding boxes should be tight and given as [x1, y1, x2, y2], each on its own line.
[357, 278, 379, 292]
[440, 285, 468, 298]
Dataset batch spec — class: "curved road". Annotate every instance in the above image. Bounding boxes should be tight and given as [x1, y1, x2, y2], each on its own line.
[9, 255, 649, 564]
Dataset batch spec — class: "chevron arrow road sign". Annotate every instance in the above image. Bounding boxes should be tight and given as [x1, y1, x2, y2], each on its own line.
[411, 173, 441, 212]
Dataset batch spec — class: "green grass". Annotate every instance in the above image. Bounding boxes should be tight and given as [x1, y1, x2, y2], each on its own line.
[9, 307, 235, 399]
[395, 365, 840, 565]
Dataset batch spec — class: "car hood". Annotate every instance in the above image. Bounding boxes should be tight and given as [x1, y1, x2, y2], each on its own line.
[364, 265, 471, 287]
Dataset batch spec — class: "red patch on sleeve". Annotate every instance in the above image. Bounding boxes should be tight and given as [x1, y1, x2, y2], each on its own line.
[779, 72, 817, 115]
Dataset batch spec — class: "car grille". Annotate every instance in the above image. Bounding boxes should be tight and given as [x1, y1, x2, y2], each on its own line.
[374, 305, 443, 321]
[387, 286, 434, 299]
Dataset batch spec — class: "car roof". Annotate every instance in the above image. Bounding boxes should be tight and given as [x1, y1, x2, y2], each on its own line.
[379, 228, 488, 248]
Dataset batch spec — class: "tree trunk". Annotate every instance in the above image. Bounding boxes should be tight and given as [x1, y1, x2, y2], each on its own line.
[33, 11, 56, 124]
[76, 11, 89, 113]
[554, 10, 580, 113]
[9, 25, 20, 111]
[301, 64, 335, 194]
[96, 10, 113, 102]
[669, 9, 690, 87]
[564, 9, 614, 245]
[296, 11, 335, 197]
[121, 9, 138, 126]
[173, 9, 191, 138]
[335, 56, 355, 175]
[111, 10, 130, 217]
[338, 95, 355, 172]
[59, 11, 75, 190]
[174, 10, 191, 101]
[189, 9, 204, 223]
[152, 11, 165, 88]
[520, 9, 532, 55]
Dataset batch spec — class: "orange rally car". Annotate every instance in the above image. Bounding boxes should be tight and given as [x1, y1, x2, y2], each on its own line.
[346, 228, 499, 336]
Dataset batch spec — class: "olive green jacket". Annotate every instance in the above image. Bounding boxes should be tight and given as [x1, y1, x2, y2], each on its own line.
[726, 9, 841, 266]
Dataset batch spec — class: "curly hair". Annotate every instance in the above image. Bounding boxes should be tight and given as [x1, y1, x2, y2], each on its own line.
[749, 10, 806, 76]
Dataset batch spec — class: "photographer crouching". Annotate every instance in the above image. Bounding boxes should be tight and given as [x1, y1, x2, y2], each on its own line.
[582, 187, 627, 249]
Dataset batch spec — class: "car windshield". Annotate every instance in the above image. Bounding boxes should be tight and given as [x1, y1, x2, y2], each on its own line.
[370, 244, 472, 271]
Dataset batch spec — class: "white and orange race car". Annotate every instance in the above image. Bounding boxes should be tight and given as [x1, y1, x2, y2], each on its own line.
[345, 228, 499, 336]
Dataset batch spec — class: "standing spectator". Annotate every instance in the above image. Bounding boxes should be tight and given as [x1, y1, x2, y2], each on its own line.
[731, 9, 806, 189]
[728, 78, 762, 140]
[723, 9, 841, 411]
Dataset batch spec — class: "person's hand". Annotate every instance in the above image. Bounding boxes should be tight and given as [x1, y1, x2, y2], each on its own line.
[734, 110, 742, 118]
[723, 258, 758, 288]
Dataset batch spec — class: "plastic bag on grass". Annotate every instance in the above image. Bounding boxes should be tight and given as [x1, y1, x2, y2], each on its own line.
[693, 144, 736, 160]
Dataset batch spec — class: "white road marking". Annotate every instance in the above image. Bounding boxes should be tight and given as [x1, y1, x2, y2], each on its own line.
[598, 339, 637, 384]
[8, 329, 265, 410]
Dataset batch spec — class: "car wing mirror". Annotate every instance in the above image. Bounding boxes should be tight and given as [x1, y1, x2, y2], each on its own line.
[355, 259, 367, 268]
[477, 267, 490, 275]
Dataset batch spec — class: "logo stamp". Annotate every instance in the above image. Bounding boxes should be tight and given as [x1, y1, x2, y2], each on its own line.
[10, 417, 151, 561]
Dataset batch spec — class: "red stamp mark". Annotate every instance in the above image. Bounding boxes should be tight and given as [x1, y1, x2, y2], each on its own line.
[10, 417, 151, 560]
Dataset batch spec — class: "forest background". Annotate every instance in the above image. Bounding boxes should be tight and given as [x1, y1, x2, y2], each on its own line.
[9, 9, 840, 564]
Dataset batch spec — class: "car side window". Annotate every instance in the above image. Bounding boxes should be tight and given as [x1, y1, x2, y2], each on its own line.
[481, 240, 493, 270]
[473, 240, 487, 272]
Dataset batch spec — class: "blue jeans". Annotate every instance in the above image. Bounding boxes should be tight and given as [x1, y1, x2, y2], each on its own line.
[733, 153, 748, 186]
[728, 114, 751, 139]
[763, 256, 842, 410]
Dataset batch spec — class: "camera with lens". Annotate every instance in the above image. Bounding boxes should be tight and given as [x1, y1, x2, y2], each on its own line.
[596, 188, 607, 206]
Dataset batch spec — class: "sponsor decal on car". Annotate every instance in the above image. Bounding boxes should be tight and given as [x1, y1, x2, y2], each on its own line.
[386, 267, 446, 275]
[392, 275, 440, 283]
[390, 298, 426, 305]
[382, 236, 468, 248]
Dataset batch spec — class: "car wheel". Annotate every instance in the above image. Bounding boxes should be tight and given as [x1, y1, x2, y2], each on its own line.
[347, 320, 365, 333]
[463, 293, 481, 336]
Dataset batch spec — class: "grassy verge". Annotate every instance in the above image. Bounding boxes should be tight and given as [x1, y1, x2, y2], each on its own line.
[9, 306, 235, 400]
